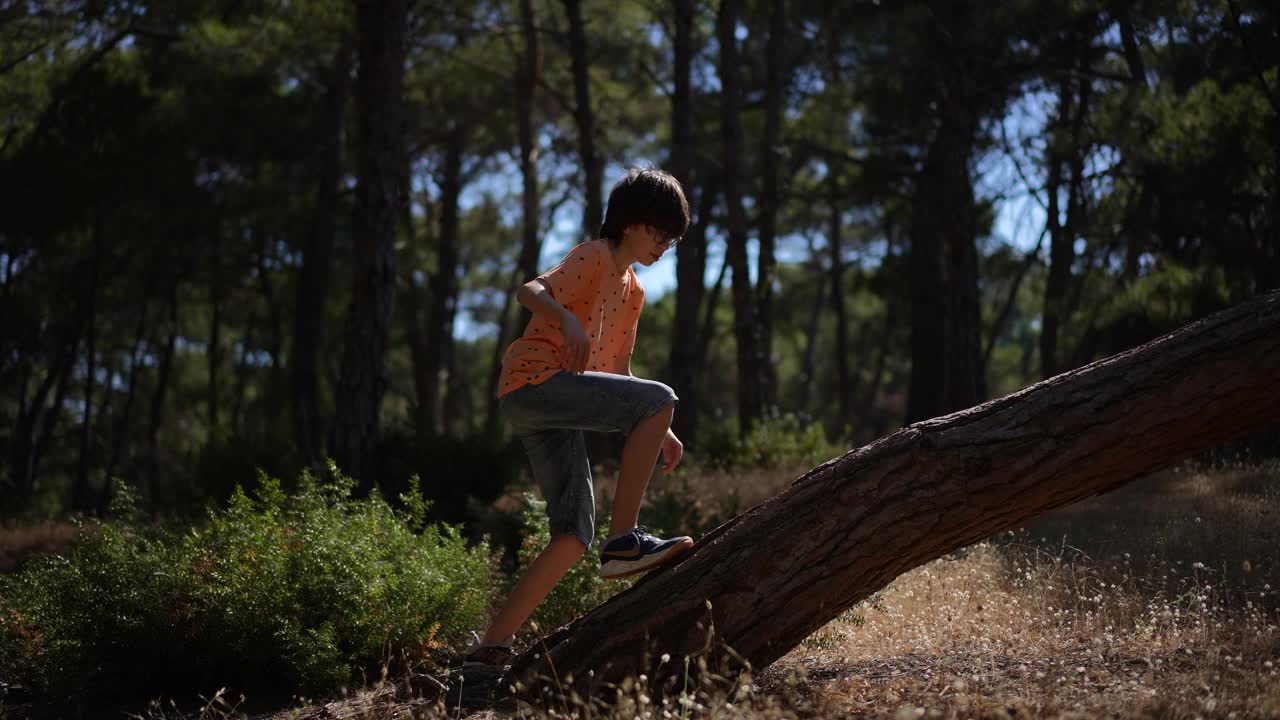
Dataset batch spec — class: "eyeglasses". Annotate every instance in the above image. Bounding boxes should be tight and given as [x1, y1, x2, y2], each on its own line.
[651, 226, 680, 250]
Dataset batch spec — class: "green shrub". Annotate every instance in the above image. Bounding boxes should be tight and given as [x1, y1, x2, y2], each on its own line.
[379, 422, 527, 526]
[641, 477, 743, 539]
[0, 466, 492, 701]
[698, 411, 841, 472]
[508, 493, 631, 636]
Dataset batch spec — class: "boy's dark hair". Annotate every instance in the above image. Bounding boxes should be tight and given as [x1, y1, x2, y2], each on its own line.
[598, 168, 690, 246]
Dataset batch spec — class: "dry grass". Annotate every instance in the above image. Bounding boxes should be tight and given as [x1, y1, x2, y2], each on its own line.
[0, 518, 79, 572]
[767, 461, 1280, 719]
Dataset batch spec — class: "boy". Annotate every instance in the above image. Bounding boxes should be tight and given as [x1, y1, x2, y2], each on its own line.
[463, 169, 693, 668]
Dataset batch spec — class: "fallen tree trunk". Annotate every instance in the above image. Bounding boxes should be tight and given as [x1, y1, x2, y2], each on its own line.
[511, 290, 1280, 697]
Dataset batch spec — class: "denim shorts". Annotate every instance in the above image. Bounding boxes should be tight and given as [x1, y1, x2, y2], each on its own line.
[499, 371, 678, 548]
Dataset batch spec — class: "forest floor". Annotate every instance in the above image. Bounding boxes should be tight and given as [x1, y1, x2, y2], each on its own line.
[4, 461, 1278, 719]
[253, 460, 1280, 719]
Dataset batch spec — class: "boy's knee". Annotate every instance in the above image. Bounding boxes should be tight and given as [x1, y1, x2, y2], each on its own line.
[655, 381, 677, 406]
[552, 532, 590, 555]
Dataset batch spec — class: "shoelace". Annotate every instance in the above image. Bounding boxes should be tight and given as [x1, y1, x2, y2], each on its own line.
[634, 525, 661, 543]
[468, 630, 514, 651]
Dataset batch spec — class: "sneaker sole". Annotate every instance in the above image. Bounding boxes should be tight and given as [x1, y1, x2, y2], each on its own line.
[461, 660, 511, 671]
[600, 537, 693, 579]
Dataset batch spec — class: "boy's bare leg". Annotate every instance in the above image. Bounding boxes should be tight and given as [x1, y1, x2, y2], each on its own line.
[482, 534, 586, 643]
[609, 401, 675, 537]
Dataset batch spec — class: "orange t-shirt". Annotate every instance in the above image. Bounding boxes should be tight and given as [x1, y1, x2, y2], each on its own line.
[497, 239, 644, 397]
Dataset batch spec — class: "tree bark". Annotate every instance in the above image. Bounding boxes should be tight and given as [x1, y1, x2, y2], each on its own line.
[1116, 12, 1154, 283]
[716, 0, 762, 433]
[1041, 74, 1071, 379]
[294, 39, 353, 467]
[827, 179, 851, 429]
[487, 0, 544, 430]
[1116, 9, 1147, 88]
[147, 285, 179, 509]
[858, 292, 898, 440]
[697, 246, 729, 376]
[515, 0, 543, 290]
[255, 239, 284, 374]
[401, 159, 431, 433]
[73, 225, 102, 514]
[107, 299, 150, 482]
[907, 2, 983, 422]
[796, 235, 825, 416]
[756, 0, 786, 411]
[512, 289, 1280, 697]
[331, 0, 406, 485]
[421, 125, 466, 435]
[231, 322, 254, 435]
[207, 232, 222, 435]
[985, 235, 1041, 376]
[7, 323, 80, 512]
[906, 147, 946, 423]
[665, 0, 705, 450]
[562, 0, 602, 238]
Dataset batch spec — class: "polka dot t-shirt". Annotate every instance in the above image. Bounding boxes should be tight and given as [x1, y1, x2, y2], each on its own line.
[498, 239, 644, 397]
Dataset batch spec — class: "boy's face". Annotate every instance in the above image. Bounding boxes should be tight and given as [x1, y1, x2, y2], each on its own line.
[621, 224, 677, 267]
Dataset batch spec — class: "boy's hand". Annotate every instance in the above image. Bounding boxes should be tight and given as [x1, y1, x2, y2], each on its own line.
[660, 429, 683, 474]
[559, 313, 591, 373]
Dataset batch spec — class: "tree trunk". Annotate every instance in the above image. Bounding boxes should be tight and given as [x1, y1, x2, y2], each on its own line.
[511, 289, 1280, 697]
[858, 292, 898, 440]
[1116, 9, 1147, 87]
[34, 335, 76, 497]
[207, 233, 222, 435]
[907, 3, 982, 422]
[1061, 69, 1090, 338]
[107, 300, 150, 482]
[422, 126, 466, 435]
[906, 148, 946, 424]
[985, 235, 1041, 376]
[796, 244, 825, 418]
[255, 240, 284, 374]
[1117, 12, 1154, 283]
[669, 187, 716, 443]
[73, 227, 101, 514]
[562, 0, 602, 238]
[485, 268, 519, 433]
[231, 322, 254, 434]
[331, 0, 406, 485]
[294, 39, 352, 467]
[716, 0, 762, 434]
[515, 0, 542, 291]
[827, 180, 851, 429]
[1041, 74, 1071, 379]
[697, 247, 729, 375]
[401, 159, 430, 433]
[756, 0, 786, 411]
[487, 0, 544, 430]
[8, 326, 80, 513]
[665, 0, 706, 450]
[147, 285, 179, 508]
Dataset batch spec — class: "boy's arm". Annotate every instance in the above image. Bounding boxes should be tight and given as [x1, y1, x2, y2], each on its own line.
[515, 278, 570, 323]
[516, 279, 590, 373]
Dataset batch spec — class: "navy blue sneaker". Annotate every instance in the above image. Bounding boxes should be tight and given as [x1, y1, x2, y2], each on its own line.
[599, 527, 693, 579]
[461, 631, 515, 670]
